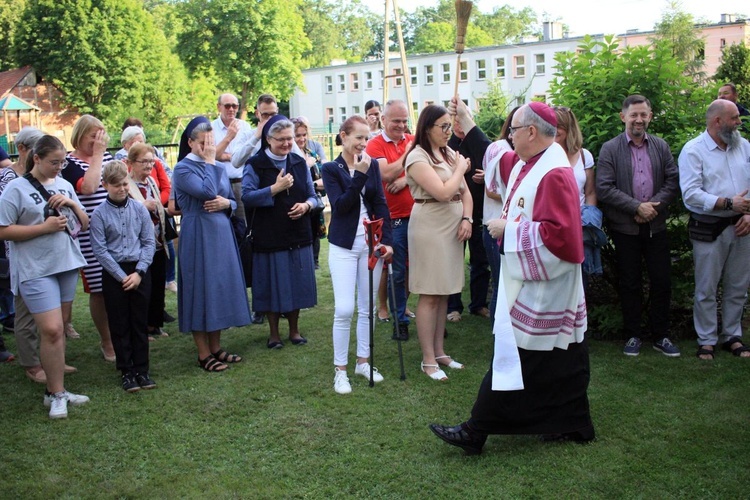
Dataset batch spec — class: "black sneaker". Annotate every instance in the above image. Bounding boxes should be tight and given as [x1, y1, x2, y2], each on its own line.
[163, 311, 176, 323]
[135, 372, 157, 390]
[392, 323, 409, 341]
[122, 373, 141, 393]
[251, 312, 265, 325]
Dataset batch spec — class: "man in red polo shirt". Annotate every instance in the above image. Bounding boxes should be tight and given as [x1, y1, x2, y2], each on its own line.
[366, 100, 414, 341]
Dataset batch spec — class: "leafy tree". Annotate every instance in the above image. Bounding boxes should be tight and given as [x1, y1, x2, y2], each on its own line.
[651, 1, 706, 82]
[176, 0, 310, 118]
[473, 78, 512, 139]
[714, 42, 750, 105]
[0, 0, 25, 71]
[474, 5, 539, 45]
[14, 0, 192, 127]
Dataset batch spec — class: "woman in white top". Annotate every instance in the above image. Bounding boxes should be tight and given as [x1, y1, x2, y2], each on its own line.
[553, 107, 596, 207]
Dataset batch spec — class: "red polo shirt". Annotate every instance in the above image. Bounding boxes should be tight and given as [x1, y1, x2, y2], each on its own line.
[366, 132, 414, 219]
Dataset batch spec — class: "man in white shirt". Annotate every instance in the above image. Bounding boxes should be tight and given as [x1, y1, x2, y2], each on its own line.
[212, 93, 252, 221]
[679, 99, 750, 360]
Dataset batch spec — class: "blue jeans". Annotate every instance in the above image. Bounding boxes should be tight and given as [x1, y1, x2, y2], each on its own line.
[482, 226, 501, 325]
[388, 218, 409, 325]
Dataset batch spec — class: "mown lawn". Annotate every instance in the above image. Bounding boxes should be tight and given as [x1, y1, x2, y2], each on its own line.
[2, 240, 748, 498]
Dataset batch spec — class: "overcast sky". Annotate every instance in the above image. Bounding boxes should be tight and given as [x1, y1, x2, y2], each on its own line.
[389, 0, 748, 37]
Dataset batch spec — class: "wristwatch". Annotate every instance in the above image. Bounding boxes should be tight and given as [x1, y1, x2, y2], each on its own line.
[725, 198, 734, 211]
[461, 216, 473, 224]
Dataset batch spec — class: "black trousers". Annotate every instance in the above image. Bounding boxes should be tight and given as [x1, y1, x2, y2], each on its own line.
[102, 262, 152, 374]
[448, 221, 490, 314]
[610, 227, 671, 340]
[147, 250, 167, 328]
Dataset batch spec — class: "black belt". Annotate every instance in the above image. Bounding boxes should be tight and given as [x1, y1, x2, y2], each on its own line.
[230, 178, 242, 184]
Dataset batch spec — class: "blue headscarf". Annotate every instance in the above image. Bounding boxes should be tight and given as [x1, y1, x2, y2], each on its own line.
[260, 114, 289, 152]
[178, 116, 210, 162]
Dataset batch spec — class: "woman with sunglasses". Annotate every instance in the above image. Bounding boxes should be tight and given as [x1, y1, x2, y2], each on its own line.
[404, 104, 471, 381]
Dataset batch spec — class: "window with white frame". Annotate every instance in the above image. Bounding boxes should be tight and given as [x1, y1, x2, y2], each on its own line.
[352, 105, 360, 115]
[325, 107, 334, 123]
[394, 68, 403, 87]
[495, 57, 506, 78]
[365, 71, 373, 90]
[337, 74, 345, 92]
[476, 59, 486, 80]
[351, 72, 359, 91]
[533, 94, 547, 103]
[459, 61, 468, 81]
[339, 107, 346, 122]
[534, 54, 545, 75]
[425, 65, 434, 84]
[325, 76, 333, 93]
[441, 63, 451, 83]
[409, 66, 418, 86]
[379, 70, 384, 88]
[514, 55, 525, 78]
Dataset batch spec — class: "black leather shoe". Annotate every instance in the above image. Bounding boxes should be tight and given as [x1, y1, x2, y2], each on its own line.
[429, 422, 487, 455]
[251, 312, 265, 325]
[163, 311, 176, 323]
[392, 322, 409, 341]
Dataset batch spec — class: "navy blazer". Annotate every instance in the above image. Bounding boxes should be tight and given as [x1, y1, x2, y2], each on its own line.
[322, 154, 392, 250]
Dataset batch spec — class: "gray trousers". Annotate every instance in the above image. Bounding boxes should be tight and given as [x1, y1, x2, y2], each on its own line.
[692, 225, 750, 346]
[13, 294, 39, 367]
[231, 181, 245, 221]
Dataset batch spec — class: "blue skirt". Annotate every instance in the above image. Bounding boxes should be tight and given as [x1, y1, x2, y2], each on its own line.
[252, 245, 317, 313]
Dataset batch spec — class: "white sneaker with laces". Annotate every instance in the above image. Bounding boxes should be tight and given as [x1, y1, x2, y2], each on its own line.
[48, 393, 68, 419]
[354, 362, 384, 383]
[44, 390, 90, 408]
[333, 368, 352, 394]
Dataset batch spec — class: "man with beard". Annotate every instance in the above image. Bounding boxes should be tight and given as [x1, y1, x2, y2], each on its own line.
[678, 99, 750, 360]
[596, 95, 680, 357]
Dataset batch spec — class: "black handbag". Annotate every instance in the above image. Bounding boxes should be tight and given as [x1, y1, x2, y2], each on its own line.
[687, 214, 736, 242]
[0, 251, 9, 290]
[24, 173, 83, 239]
[164, 216, 178, 241]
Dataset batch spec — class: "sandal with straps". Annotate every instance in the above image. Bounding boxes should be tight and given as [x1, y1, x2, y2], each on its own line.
[436, 355, 464, 370]
[696, 346, 715, 360]
[721, 337, 750, 357]
[212, 349, 242, 363]
[421, 362, 448, 381]
[198, 354, 228, 372]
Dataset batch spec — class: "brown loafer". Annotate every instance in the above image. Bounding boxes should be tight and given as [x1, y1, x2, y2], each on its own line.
[25, 367, 47, 384]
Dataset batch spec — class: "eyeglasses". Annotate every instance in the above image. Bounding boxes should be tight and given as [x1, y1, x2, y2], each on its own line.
[46, 159, 67, 168]
[133, 159, 156, 165]
[259, 111, 278, 119]
[508, 124, 531, 136]
[269, 136, 294, 143]
[222, 103, 239, 110]
[433, 123, 452, 134]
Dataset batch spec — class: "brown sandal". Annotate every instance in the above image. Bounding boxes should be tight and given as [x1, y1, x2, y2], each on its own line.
[212, 349, 242, 363]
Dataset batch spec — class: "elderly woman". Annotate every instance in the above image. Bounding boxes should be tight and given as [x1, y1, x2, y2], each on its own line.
[172, 117, 251, 372]
[242, 115, 318, 349]
[61, 115, 116, 362]
[404, 104, 471, 381]
[0, 135, 90, 418]
[126, 143, 170, 340]
[292, 116, 327, 269]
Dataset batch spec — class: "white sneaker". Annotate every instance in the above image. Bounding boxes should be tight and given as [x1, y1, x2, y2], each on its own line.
[48, 393, 68, 419]
[354, 362, 384, 383]
[333, 368, 352, 394]
[44, 390, 90, 408]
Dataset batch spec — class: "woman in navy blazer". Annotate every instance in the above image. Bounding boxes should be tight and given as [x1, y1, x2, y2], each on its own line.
[322, 115, 393, 395]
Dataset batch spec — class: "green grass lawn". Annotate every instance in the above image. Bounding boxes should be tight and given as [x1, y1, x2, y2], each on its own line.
[2, 240, 749, 498]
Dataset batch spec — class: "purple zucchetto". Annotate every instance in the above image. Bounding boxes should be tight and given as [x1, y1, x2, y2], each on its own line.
[528, 101, 558, 128]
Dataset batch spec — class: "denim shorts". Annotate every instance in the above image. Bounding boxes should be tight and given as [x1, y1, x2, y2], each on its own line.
[19, 270, 79, 314]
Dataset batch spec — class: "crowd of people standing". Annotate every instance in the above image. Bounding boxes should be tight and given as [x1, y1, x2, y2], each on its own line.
[1, 84, 749, 433]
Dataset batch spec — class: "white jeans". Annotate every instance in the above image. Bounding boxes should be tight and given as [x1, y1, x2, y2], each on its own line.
[329, 238, 383, 366]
